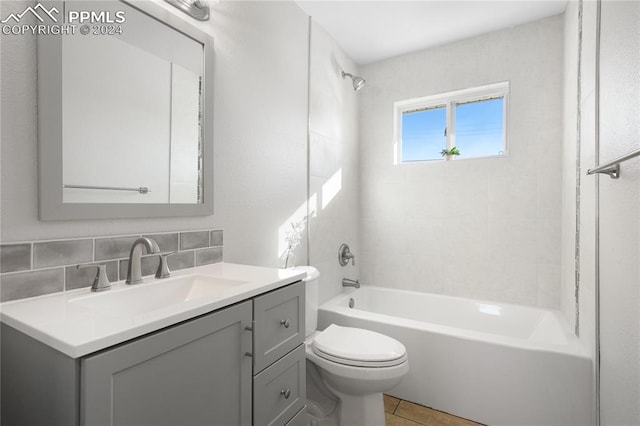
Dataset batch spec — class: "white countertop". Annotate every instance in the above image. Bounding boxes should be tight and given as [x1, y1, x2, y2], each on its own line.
[0, 263, 305, 358]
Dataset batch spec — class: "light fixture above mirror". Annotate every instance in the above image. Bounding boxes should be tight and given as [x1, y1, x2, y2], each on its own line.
[164, 0, 210, 21]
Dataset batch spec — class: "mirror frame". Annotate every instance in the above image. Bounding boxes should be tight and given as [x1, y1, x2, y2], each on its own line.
[38, 0, 214, 220]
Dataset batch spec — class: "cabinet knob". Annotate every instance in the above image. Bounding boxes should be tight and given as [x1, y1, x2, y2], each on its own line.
[280, 319, 290, 328]
[280, 389, 291, 399]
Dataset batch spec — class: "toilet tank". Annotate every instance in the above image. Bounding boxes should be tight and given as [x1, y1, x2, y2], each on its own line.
[292, 266, 319, 337]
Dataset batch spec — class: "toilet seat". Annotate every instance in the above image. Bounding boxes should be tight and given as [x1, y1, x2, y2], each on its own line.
[312, 324, 407, 368]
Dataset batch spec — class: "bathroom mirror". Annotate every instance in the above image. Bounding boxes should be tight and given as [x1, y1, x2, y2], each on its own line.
[38, 0, 214, 220]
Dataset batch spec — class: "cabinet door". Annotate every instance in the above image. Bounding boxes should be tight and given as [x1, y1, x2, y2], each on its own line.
[81, 301, 252, 426]
[253, 282, 305, 373]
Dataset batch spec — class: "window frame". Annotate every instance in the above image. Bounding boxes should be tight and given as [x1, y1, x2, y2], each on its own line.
[393, 81, 510, 164]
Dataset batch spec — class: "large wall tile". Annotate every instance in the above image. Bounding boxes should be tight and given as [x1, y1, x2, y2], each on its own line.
[359, 16, 563, 307]
[33, 239, 93, 269]
[1, 269, 64, 302]
[95, 236, 139, 261]
[180, 231, 210, 250]
[0, 243, 31, 273]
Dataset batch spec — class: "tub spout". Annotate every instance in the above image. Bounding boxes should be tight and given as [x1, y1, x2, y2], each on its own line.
[342, 278, 360, 288]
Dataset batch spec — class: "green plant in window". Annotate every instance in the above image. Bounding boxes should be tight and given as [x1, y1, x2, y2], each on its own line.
[440, 146, 460, 157]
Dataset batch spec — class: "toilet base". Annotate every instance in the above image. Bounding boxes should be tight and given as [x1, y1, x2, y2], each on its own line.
[306, 359, 387, 426]
[333, 390, 385, 426]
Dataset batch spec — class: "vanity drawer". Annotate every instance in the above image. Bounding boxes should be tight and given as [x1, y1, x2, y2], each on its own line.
[284, 407, 307, 426]
[253, 281, 305, 373]
[253, 344, 306, 426]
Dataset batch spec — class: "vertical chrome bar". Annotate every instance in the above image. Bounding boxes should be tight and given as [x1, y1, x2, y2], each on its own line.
[574, 0, 584, 339]
[594, 0, 602, 424]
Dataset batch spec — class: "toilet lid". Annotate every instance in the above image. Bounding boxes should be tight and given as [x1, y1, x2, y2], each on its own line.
[312, 324, 407, 367]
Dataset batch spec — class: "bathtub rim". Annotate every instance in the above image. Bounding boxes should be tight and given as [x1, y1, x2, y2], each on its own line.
[319, 286, 590, 359]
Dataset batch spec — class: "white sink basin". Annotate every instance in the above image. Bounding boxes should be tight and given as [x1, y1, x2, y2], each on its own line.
[1, 263, 306, 358]
[69, 275, 247, 317]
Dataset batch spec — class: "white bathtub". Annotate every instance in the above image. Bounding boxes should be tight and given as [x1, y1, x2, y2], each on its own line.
[318, 286, 592, 426]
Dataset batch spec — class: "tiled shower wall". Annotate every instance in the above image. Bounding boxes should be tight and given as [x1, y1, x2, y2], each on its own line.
[358, 16, 564, 308]
[308, 21, 360, 304]
[0, 229, 223, 302]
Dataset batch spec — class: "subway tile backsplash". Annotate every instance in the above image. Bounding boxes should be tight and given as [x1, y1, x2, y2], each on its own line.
[0, 243, 31, 273]
[196, 247, 223, 266]
[144, 233, 179, 253]
[95, 236, 139, 261]
[166, 250, 196, 271]
[33, 239, 93, 269]
[180, 230, 210, 250]
[0, 229, 223, 302]
[210, 230, 223, 247]
[0, 268, 64, 302]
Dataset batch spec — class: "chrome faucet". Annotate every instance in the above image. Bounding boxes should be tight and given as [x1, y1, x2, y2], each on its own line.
[126, 237, 160, 284]
[342, 278, 360, 288]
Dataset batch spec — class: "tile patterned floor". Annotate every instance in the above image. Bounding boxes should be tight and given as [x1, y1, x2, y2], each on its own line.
[384, 395, 484, 426]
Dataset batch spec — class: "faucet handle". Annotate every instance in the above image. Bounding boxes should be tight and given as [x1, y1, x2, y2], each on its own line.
[338, 243, 355, 266]
[77, 264, 111, 292]
[155, 251, 176, 279]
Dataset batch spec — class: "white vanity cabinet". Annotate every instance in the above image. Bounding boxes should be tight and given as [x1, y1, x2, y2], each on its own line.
[1, 280, 306, 426]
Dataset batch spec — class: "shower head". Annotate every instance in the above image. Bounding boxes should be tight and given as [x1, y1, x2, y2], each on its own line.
[341, 70, 365, 91]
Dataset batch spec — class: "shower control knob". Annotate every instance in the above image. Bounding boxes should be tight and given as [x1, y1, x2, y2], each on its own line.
[338, 243, 355, 266]
[280, 319, 290, 328]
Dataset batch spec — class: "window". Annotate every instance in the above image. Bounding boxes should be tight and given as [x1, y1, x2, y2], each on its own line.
[394, 82, 508, 163]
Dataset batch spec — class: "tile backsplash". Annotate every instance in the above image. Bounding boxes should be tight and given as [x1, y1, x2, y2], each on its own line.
[0, 229, 223, 303]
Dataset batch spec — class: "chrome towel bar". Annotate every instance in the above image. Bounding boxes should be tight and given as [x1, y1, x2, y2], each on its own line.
[587, 147, 640, 179]
[63, 184, 150, 194]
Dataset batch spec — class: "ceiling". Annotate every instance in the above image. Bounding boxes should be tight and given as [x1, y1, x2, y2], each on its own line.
[295, 1, 568, 65]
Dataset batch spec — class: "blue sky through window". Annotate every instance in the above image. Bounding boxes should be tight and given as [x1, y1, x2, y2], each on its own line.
[455, 98, 504, 158]
[401, 106, 446, 162]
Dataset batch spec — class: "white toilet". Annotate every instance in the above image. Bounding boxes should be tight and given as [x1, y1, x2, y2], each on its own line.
[297, 266, 409, 426]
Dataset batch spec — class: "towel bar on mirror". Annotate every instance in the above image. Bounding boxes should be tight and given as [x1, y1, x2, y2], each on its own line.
[63, 184, 150, 194]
